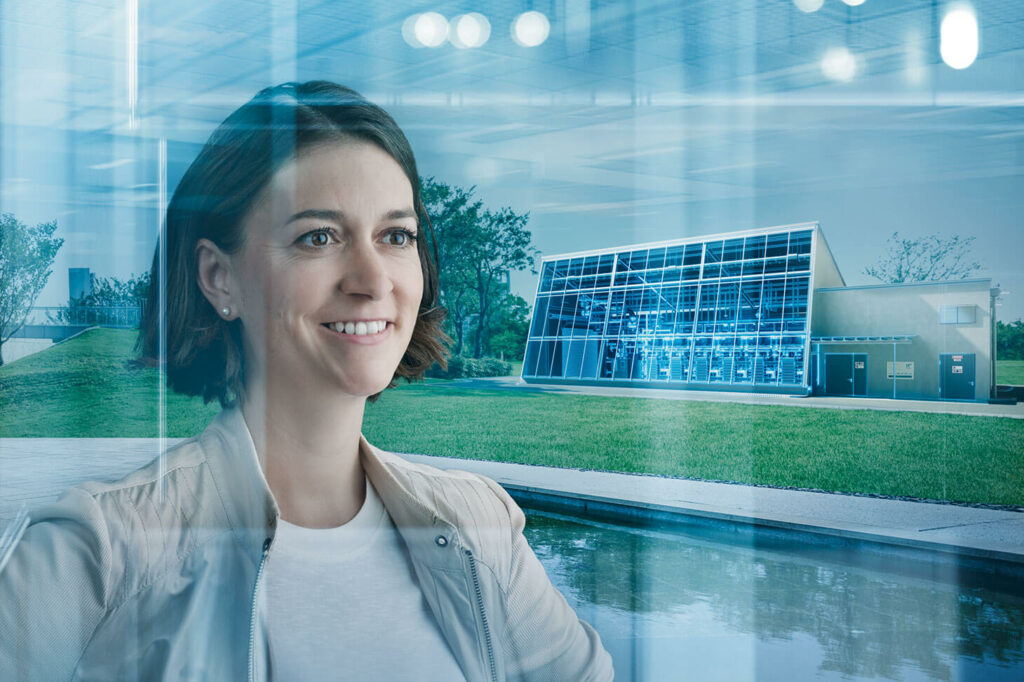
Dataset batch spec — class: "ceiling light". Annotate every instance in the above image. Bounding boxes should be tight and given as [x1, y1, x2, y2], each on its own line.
[512, 11, 550, 48]
[940, 7, 979, 70]
[821, 47, 858, 82]
[841, 0, 867, 6]
[793, 0, 824, 12]
[450, 13, 491, 49]
[403, 12, 448, 48]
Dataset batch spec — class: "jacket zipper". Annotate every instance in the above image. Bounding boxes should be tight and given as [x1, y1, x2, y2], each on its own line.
[465, 548, 498, 682]
[249, 537, 272, 682]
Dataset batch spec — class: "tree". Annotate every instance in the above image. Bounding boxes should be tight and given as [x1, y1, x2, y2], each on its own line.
[488, 293, 532, 360]
[469, 207, 537, 358]
[421, 178, 539, 358]
[863, 232, 981, 284]
[421, 178, 483, 355]
[997, 319, 1024, 361]
[50, 271, 151, 327]
[0, 213, 63, 366]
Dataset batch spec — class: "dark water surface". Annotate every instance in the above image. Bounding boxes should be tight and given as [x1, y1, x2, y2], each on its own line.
[522, 508, 1024, 682]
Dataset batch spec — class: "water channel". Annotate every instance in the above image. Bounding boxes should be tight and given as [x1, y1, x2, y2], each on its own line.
[522, 507, 1024, 682]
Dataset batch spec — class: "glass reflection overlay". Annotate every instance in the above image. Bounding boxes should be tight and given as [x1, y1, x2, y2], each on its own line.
[524, 227, 813, 392]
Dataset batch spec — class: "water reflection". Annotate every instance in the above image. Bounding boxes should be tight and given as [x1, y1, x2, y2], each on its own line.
[523, 509, 1024, 682]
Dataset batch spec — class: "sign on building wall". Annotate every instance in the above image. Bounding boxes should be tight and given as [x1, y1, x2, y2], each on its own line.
[887, 361, 914, 379]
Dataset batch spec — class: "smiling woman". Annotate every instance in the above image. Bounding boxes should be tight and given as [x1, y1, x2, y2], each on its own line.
[0, 82, 612, 681]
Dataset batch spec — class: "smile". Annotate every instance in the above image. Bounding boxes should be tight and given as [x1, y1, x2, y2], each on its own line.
[323, 320, 389, 336]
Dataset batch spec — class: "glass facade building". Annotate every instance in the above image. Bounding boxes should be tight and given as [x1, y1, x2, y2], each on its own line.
[523, 224, 824, 393]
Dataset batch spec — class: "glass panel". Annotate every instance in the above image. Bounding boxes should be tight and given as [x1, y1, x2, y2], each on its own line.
[760, 279, 786, 333]
[551, 259, 569, 291]
[675, 285, 698, 335]
[539, 262, 555, 292]
[757, 336, 781, 385]
[744, 235, 766, 260]
[742, 259, 764, 276]
[691, 337, 713, 382]
[552, 293, 578, 338]
[738, 279, 762, 333]
[705, 241, 723, 263]
[722, 238, 744, 262]
[732, 336, 757, 384]
[665, 245, 686, 268]
[787, 254, 810, 273]
[696, 282, 719, 334]
[562, 339, 586, 379]
[765, 233, 789, 258]
[709, 336, 734, 383]
[530, 295, 552, 337]
[784, 276, 810, 332]
[715, 281, 740, 334]
[543, 292, 565, 336]
[587, 290, 611, 335]
[764, 256, 787, 275]
[683, 243, 703, 266]
[789, 230, 812, 255]
[580, 340, 602, 380]
[606, 290, 627, 337]
[582, 255, 600, 277]
[570, 293, 591, 336]
[646, 247, 667, 271]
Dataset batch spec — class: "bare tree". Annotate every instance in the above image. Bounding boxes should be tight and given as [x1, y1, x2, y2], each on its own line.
[863, 232, 981, 284]
[0, 213, 63, 366]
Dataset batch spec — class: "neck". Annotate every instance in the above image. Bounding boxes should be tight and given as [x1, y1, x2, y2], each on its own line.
[240, 375, 368, 529]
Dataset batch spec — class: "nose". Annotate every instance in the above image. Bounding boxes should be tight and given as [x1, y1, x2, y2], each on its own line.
[338, 240, 392, 300]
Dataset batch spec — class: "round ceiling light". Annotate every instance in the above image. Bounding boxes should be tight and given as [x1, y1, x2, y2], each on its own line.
[511, 11, 550, 48]
[451, 13, 491, 49]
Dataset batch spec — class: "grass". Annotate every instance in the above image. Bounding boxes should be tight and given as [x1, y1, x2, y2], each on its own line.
[997, 360, 1024, 386]
[3, 329, 1022, 506]
[0, 329, 219, 438]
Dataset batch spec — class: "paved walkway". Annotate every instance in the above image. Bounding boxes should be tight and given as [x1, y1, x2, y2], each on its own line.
[448, 376, 1024, 419]
[2, 439, 1020, 562]
[405, 454, 1024, 563]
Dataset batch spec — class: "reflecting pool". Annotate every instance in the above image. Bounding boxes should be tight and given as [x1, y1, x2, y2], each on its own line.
[523, 508, 1024, 682]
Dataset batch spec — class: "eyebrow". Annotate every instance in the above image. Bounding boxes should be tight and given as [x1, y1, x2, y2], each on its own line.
[284, 207, 418, 226]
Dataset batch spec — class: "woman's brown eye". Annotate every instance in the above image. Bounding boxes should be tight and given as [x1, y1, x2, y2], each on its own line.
[308, 231, 329, 246]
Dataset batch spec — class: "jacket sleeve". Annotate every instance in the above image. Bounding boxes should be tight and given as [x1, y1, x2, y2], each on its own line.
[479, 477, 614, 681]
[0, 487, 115, 681]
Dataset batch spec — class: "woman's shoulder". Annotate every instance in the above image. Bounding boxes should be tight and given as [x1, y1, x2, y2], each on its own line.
[363, 441, 527, 578]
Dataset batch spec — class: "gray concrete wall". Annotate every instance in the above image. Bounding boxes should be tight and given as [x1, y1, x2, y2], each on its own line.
[812, 280, 992, 401]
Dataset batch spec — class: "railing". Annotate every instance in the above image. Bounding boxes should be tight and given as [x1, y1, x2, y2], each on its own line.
[27, 305, 144, 329]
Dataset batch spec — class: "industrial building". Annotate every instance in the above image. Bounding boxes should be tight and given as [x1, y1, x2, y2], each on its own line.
[523, 223, 994, 402]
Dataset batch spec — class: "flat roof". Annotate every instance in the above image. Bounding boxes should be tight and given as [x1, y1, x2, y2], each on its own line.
[817, 278, 991, 293]
[538, 221, 820, 262]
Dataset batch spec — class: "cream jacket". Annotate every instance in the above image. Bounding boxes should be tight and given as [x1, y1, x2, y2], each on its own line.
[0, 408, 612, 681]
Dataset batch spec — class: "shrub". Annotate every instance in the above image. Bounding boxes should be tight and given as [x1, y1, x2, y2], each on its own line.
[426, 355, 511, 379]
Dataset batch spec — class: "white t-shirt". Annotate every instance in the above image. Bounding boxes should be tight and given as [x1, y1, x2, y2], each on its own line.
[261, 479, 466, 681]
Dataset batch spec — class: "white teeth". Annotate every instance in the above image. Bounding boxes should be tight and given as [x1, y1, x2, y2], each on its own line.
[329, 321, 387, 335]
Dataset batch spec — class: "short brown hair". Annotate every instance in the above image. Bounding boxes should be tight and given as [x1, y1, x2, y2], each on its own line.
[140, 81, 448, 407]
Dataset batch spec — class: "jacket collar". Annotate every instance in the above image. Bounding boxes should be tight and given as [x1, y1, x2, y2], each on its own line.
[200, 408, 463, 568]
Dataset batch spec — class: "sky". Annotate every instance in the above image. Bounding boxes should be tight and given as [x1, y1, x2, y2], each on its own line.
[2, 0, 1021, 321]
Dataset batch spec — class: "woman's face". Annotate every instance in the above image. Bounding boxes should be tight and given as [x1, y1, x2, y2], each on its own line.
[228, 140, 423, 401]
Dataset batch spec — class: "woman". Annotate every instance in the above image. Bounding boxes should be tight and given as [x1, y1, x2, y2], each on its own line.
[0, 81, 612, 680]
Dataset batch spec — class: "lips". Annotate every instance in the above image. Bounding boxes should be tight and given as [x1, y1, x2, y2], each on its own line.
[323, 320, 389, 336]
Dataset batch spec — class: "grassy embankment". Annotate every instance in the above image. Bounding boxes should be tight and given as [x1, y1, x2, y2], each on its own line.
[2, 329, 1022, 506]
[997, 360, 1024, 386]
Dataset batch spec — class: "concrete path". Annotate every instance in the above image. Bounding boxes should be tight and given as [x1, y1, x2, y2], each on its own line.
[2, 439, 1020, 562]
[447, 376, 1024, 419]
[405, 454, 1024, 563]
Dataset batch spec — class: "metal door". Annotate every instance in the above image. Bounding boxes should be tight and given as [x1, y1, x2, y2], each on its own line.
[940, 353, 976, 400]
[824, 354, 853, 396]
[853, 354, 867, 396]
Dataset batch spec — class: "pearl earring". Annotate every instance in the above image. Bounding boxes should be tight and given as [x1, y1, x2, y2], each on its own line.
[221, 307, 231, 318]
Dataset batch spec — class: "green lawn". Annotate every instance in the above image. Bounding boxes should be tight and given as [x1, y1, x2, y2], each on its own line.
[3, 329, 1022, 507]
[997, 360, 1024, 386]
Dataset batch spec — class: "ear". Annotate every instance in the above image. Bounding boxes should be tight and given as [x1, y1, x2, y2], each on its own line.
[195, 238, 236, 319]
